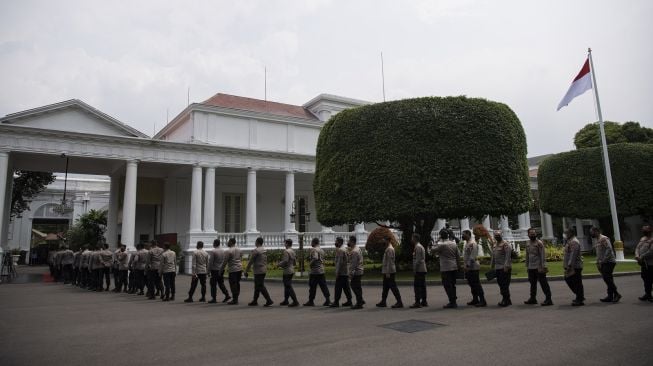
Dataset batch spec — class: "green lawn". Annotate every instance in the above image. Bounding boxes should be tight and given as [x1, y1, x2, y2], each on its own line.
[262, 255, 642, 281]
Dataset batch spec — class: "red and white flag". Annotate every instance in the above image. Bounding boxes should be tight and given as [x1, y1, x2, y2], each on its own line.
[557, 58, 592, 111]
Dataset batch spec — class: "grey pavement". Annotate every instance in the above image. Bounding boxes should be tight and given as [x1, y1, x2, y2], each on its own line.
[0, 267, 651, 366]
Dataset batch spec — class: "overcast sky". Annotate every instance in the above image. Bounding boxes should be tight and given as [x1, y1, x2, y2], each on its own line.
[1, 0, 651, 157]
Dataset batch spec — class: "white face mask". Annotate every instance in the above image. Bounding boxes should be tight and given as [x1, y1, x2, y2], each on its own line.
[562, 234, 567, 240]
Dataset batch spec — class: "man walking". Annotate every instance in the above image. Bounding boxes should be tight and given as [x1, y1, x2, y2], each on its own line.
[244, 237, 273, 307]
[591, 227, 621, 303]
[304, 238, 331, 307]
[377, 238, 403, 308]
[410, 233, 427, 308]
[208, 239, 231, 304]
[524, 228, 553, 306]
[564, 228, 585, 306]
[348, 236, 365, 309]
[491, 231, 513, 307]
[160, 242, 177, 301]
[432, 230, 461, 308]
[185, 241, 209, 303]
[223, 238, 242, 305]
[464, 230, 486, 307]
[330, 237, 353, 308]
[278, 238, 298, 307]
[635, 224, 653, 302]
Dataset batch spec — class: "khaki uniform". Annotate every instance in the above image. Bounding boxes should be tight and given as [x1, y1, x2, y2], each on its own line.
[380, 245, 401, 305]
[348, 246, 365, 306]
[594, 234, 619, 300]
[635, 236, 653, 299]
[160, 250, 177, 300]
[563, 237, 584, 302]
[246, 246, 272, 304]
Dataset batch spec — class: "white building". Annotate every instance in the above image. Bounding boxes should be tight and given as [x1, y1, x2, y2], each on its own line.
[0, 93, 536, 272]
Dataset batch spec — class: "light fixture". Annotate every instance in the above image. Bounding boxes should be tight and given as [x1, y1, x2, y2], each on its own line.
[53, 154, 74, 215]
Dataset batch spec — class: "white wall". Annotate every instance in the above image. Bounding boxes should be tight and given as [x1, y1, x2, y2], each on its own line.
[7, 109, 131, 137]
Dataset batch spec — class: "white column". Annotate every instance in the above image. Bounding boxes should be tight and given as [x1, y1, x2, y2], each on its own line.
[436, 218, 446, 231]
[203, 167, 216, 233]
[246, 168, 258, 233]
[562, 217, 568, 232]
[106, 175, 120, 248]
[524, 211, 531, 229]
[575, 218, 585, 240]
[500, 215, 511, 239]
[120, 161, 138, 251]
[284, 171, 295, 233]
[0, 151, 9, 252]
[540, 211, 553, 239]
[460, 218, 471, 232]
[189, 164, 203, 233]
[483, 215, 491, 231]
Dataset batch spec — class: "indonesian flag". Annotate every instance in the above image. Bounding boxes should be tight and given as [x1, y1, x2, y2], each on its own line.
[557, 58, 592, 111]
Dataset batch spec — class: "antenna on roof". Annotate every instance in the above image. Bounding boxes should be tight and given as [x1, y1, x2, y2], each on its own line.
[187, 87, 190, 106]
[381, 51, 386, 102]
[264, 66, 267, 102]
[153, 122, 156, 136]
[166, 108, 169, 124]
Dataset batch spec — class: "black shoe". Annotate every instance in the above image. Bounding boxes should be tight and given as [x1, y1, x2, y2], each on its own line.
[227, 300, 238, 305]
[322, 300, 331, 307]
[467, 299, 479, 306]
[342, 301, 353, 307]
[420, 301, 428, 307]
[264, 300, 274, 307]
[138, 291, 144, 296]
[638, 295, 652, 301]
[199, 298, 206, 302]
[303, 301, 315, 307]
[600, 296, 612, 303]
[147, 296, 156, 300]
[162, 297, 169, 302]
[612, 294, 622, 303]
[184, 298, 193, 303]
[280, 301, 289, 306]
[443, 303, 458, 309]
[524, 298, 538, 305]
[223, 296, 231, 303]
[288, 302, 299, 307]
[572, 300, 585, 306]
[328, 303, 339, 308]
[541, 299, 553, 306]
[409, 303, 422, 309]
[351, 304, 364, 309]
[170, 296, 175, 301]
[208, 299, 217, 304]
[376, 302, 387, 308]
[391, 302, 404, 309]
[475, 300, 487, 307]
[248, 301, 258, 306]
[498, 300, 511, 307]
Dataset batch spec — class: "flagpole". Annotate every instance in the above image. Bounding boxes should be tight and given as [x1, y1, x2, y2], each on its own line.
[588, 48, 621, 242]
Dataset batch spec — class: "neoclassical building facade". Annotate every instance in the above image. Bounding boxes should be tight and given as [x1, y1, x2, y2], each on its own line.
[0, 93, 542, 272]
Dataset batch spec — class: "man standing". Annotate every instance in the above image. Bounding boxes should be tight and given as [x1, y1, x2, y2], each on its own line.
[490, 231, 513, 307]
[591, 227, 621, 303]
[377, 238, 403, 308]
[72, 247, 82, 286]
[115, 244, 129, 293]
[127, 247, 136, 294]
[348, 236, 365, 309]
[244, 237, 274, 306]
[146, 240, 164, 300]
[185, 241, 209, 303]
[278, 238, 298, 307]
[635, 224, 653, 302]
[80, 245, 91, 289]
[59, 245, 75, 285]
[100, 244, 114, 292]
[524, 228, 553, 306]
[160, 242, 177, 301]
[464, 230, 486, 307]
[90, 246, 103, 291]
[432, 230, 461, 309]
[134, 243, 149, 295]
[223, 238, 242, 305]
[304, 238, 331, 307]
[410, 233, 427, 308]
[208, 239, 231, 304]
[330, 237, 353, 308]
[563, 228, 585, 306]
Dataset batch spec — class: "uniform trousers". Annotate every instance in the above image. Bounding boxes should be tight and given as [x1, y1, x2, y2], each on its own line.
[381, 273, 401, 303]
[496, 268, 511, 300]
[441, 270, 458, 304]
[188, 273, 207, 299]
[599, 262, 618, 297]
[641, 264, 653, 296]
[350, 275, 364, 305]
[135, 269, 146, 293]
[413, 272, 427, 304]
[117, 270, 128, 291]
[308, 273, 330, 302]
[253, 273, 272, 302]
[102, 267, 111, 289]
[527, 269, 552, 299]
[228, 271, 242, 301]
[564, 268, 584, 301]
[147, 270, 163, 297]
[466, 270, 484, 300]
[210, 270, 230, 300]
[333, 275, 352, 304]
[282, 274, 298, 303]
[62, 264, 73, 284]
[162, 272, 176, 298]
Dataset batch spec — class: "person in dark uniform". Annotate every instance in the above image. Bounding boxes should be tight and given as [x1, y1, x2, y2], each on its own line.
[330, 237, 353, 308]
[304, 237, 331, 307]
[278, 238, 298, 307]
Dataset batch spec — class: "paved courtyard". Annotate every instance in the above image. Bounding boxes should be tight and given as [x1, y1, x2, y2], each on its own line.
[0, 267, 650, 366]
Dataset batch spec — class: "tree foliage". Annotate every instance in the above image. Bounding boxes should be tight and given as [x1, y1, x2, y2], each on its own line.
[10, 171, 56, 218]
[65, 209, 108, 250]
[574, 121, 653, 149]
[537, 143, 653, 219]
[314, 96, 531, 260]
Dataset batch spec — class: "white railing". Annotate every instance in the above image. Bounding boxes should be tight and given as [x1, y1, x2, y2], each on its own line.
[216, 233, 247, 247]
[258, 232, 287, 249]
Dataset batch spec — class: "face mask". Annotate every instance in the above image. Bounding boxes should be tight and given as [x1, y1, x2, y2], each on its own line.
[528, 235, 537, 240]
[643, 230, 652, 236]
[494, 236, 502, 242]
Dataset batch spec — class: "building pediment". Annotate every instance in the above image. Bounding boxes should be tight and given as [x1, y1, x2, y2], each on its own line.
[0, 99, 148, 138]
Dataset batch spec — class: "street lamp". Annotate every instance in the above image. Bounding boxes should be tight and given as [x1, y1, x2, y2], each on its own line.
[290, 199, 310, 276]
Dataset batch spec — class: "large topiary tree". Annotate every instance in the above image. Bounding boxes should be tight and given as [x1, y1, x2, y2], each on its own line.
[537, 143, 653, 221]
[574, 121, 653, 149]
[314, 96, 531, 260]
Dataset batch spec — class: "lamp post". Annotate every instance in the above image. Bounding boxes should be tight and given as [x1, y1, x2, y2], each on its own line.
[290, 199, 310, 277]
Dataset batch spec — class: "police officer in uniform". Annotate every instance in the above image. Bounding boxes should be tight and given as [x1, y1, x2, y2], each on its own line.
[80, 245, 91, 288]
[463, 230, 486, 307]
[377, 238, 403, 308]
[72, 248, 82, 286]
[160, 242, 177, 301]
[591, 227, 621, 303]
[330, 237, 353, 308]
[410, 233, 427, 308]
[90, 246, 103, 291]
[223, 238, 243, 305]
[563, 228, 585, 306]
[244, 237, 274, 306]
[635, 224, 653, 302]
[348, 236, 365, 309]
[134, 243, 149, 295]
[127, 246, 137, 294]
[524, 228, 553, 306]
[100, 244, 114, 291]
[59, 245, 75, 284]
[432, 229, 461, 309]
[304, 237, 331, 307]
[491, 231, 512, 307]
[147, 240, 164, 300]
[185, 241, 209, 302]
[208, 239, 231, 303]
[115, 244, 129, 292]
[278, 238, 298, 307]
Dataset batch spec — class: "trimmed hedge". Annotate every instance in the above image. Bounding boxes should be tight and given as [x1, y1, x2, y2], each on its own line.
[537, 143, 653, 218]
[314, 96, 531, 226]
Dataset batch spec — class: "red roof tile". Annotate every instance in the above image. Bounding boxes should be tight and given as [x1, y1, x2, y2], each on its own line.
[202, 93, 318, 120]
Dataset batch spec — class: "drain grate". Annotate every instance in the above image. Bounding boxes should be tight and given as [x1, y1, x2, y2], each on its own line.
[379, 319, 446, 333]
